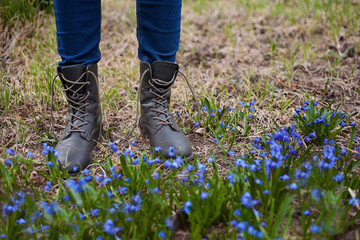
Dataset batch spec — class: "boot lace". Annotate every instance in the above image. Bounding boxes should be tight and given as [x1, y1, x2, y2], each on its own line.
[121, 68, 200, 144]
[148, 75, 176, 126]
[51, 71, 96, 138]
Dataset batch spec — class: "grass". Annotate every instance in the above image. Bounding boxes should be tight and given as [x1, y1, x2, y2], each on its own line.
[0, 0, 53, 27]
[1, 0, 360, 239]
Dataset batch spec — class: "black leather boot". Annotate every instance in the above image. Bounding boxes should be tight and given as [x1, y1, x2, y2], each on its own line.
[139, 61, 193, 160]
[55, 64, 102, 174]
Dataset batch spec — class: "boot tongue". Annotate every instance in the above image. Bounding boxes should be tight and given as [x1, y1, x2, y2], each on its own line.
[151, 61, 179, 88]
[59, 65, 87, 96]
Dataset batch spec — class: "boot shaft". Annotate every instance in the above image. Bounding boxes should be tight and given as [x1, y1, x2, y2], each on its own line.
[57, 64, 100, 104]
[139, 61, 179, 105]
[57, 64, 102, 141]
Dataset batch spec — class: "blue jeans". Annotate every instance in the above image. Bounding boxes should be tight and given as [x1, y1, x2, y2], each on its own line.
[54, 0, 182, 67]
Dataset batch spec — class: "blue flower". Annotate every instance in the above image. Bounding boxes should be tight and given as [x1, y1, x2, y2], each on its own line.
[132, 158, 139, 165]
[194, 122, 199, 127]
[39, 224, 50, 232]
[349, 197, 359, 206]
[263, 190, 271, 195]
[152, 172, 160, 180]
[323, 145, 336, 161]
[0, 234, 7, 239]
[235, 158, 248, 168]
[236, 221, 248, 232]
[82, 169, 91, 175]
[63, 195, 70, 202]
[5, 159, 12, 166]
[131, 141, 136, 146]
[269, 140, 285, 161]
[154, 146, 162, 152]
[47, 161, 54, 167]
[25, 227, 34, 234]
[333, 173, 344, 182]
[227, 174, 235, 184]
[213, 138, 218, 143]
[230, 219, 238, 227]
[197, 163, 206, 172]
[103, 219, 122, 235]
[165, 217, 174, 229]
[152, 187, 160, 194]
[308, 132, 316, 138]
[41, 201, 59, 215]
[5, 148, 15, 156]
[186, 164, 195, 172]
[200, 192, 209, 200]
[172, 156, 184, 169]
[280, 174, 290, 181]
[289, 183, 298, 190]
[111, 145, 118, 152]
[44, 181, 52, 192]
[311, 189, 322, 200]
[26, 152, 34, 158]
[302, 210, 311, 216]
[228, 150, 235, 156]
[254, 178, 263, 185]
[240, 192, 260, 208]
[101, 177, 112, 186]
[16, 218, 26, 225]
[158, 231, 166, 239]
[90, 208, 100, 217]
[182, 201, 192, 214]
[310, 224, 321, 234]
[164, 160, 173, 169]
[119, 186, 128, 195]
[107, 190, 113, 199]
[233, 209, 241, 217]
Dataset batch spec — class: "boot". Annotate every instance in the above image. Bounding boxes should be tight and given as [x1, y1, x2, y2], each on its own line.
[55, 64, 102, 174]
[139, 61, 193, 160]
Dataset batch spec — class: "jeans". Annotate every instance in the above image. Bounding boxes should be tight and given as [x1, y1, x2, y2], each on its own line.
[54, 0, 182, 67]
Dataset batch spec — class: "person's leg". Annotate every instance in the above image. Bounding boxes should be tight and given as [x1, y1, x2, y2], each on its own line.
[54, 0, 101, 67]
[136, 0, 193, 160]
[136, 0, 182, 64]
[53, 0, 102, 174]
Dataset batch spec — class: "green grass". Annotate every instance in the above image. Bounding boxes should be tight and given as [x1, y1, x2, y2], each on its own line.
[0, 0, 53, 27]
[1, 0, 360, 239]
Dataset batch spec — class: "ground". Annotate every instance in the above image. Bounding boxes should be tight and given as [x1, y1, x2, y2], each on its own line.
[0, 0, 360, 239]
